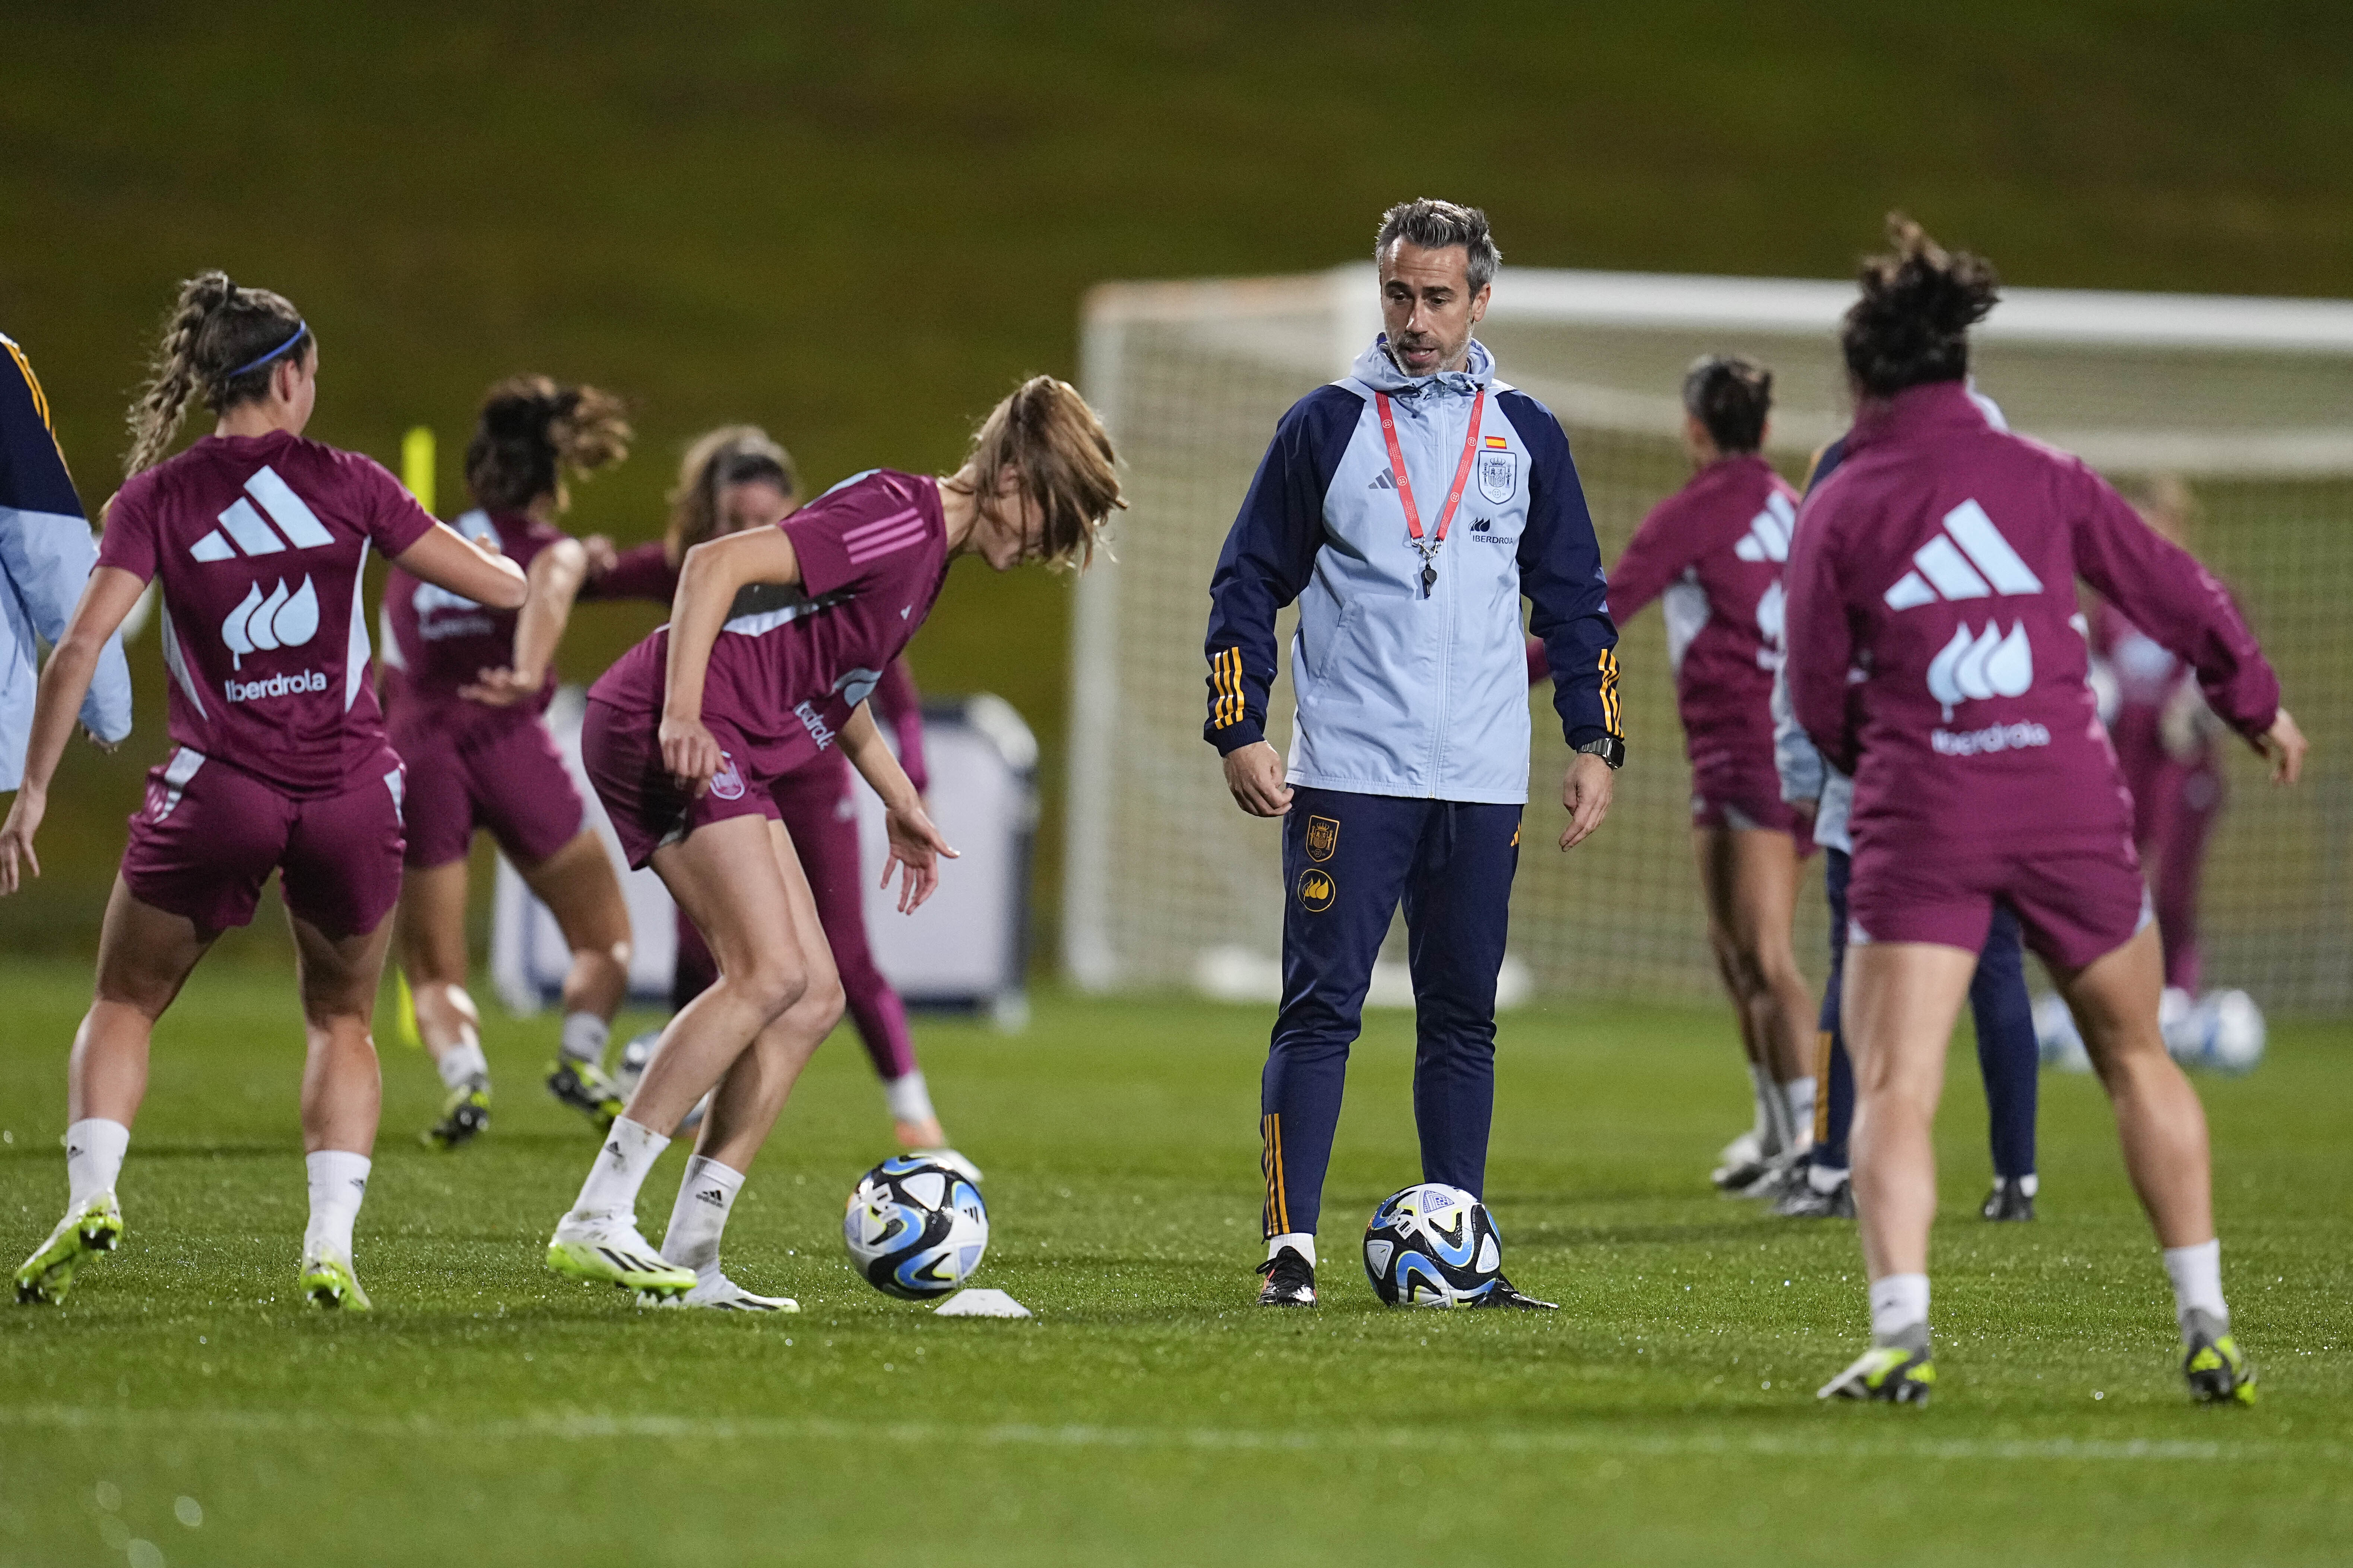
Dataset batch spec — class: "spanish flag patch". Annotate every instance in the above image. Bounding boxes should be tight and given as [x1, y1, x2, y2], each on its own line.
[1484, 435, 1509, 449]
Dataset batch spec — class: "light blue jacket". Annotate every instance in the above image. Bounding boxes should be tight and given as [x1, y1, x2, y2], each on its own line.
[1, 334, 132, 791]
[1204, 337, 1619, 803]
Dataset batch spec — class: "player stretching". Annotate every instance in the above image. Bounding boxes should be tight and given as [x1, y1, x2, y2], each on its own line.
[5, 272, 522, 1310]
[381, 376, 637, 1148]
[1792, 221, 2304, 1405]
[1606, 357, 1818, 1193]
[586, 427, 958, 1152]
[544, 378, 1121, 1308]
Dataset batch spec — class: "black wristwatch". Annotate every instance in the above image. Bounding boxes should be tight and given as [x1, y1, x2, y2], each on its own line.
[1574, 734, 1626, 770]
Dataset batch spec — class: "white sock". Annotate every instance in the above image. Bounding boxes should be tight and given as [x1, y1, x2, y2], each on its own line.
[560, 1011, 611, 1066]
[885, 1070, 936, 1127]
[436, 1038, 490, 1090]
[1781, 1077, 1817, 1152]
[660, 1155, 745, 1276]
[1268, 1232, 1316, 1267]
[2017, 1172, 2039, 1197]
[1869, 1272, 1930, 1343]
[303, 1150, 371, 1260]
[2163, 1239, 2228, 1337]
[569, 1117, 669, 1223]
[66, 1119, 130, 1209]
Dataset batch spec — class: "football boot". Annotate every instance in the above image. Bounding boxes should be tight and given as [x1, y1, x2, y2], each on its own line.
[14, 1192, 123, 1306]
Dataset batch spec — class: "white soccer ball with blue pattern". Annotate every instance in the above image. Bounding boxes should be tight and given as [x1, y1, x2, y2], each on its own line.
[1362, 1182, 1501, 1307]
[844, 1156, 989, 1300]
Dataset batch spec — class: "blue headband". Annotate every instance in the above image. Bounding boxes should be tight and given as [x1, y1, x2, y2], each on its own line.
[226, 322, 308, 380]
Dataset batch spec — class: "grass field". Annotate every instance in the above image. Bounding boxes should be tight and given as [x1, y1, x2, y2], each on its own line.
[1, 958, 2347, 1565]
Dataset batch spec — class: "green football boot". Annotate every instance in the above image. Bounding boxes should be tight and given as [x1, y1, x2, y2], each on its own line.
[421, 1082, 492, 1150]
[301, 1248, 373, 1312]
[1817, 1338, 1936, 1405]
[2182, 1310, 2257, 1405]
[545, 1058, 626, 1131]
[14, 1192, 124, 1306]
[546, 1213, 696, 1300]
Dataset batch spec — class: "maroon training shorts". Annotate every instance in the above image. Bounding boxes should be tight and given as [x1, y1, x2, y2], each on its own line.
[1845, 837, 2152, 973]
[120, 746, 407, 938]
[1691, 761, 1815, 854]
[580, 699, 780, 870]
[394, 711, 586, 871]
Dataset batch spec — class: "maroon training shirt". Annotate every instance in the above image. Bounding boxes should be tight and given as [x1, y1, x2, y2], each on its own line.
[586, 470, 949, 783]
[97, 431, 436, 796]
[380, 508, 568, 717]
[1608, 454, 1797, 780]
[1784, 380, 2277, 858]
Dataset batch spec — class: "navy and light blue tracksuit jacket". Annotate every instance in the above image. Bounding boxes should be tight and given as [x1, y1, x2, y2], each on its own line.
[1204, 337, 1621, 802]
[1, 333, 132, 790]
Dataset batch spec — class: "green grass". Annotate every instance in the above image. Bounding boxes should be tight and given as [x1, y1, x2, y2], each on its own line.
[0, 958, 2346, 1565]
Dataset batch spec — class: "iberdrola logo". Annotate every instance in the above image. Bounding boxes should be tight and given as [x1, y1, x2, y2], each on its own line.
[222, 577, 320, 669]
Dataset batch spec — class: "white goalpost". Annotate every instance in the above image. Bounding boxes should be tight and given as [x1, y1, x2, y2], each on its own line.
[1067, 265, 2353, 1013]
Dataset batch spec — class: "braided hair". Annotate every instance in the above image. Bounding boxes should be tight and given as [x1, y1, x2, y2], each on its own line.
[123, 270, 311, 477]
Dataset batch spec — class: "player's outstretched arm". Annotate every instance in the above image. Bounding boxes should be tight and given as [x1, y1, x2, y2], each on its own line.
[395, 521, 528, 610]
[839, 702, 957, 913]
[658, 527, 802, 793]
[0, 564, 145, 894]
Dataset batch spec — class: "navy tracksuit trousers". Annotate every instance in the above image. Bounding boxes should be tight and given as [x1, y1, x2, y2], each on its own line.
[1814, 847, 2039, 1180]
[1259, 786, 1520, 1240]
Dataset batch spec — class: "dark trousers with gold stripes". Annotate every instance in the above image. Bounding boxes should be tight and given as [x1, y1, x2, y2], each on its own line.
[1260, 786, 1520, 1241]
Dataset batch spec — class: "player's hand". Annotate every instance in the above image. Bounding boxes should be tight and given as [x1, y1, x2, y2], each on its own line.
[880, 800, 959, 914]
[459, 667, 538, 708]
[80, 726, 119, 755]
[2257, 708, 2307, 785]
[1222, 742, 1292, 817]
[0, 787, 46, 895]
[1790, 797, 1818, 825]
[580, 534, 621, 578]
[1559, 752, 1615, 851]
[659, 714, 722, 797]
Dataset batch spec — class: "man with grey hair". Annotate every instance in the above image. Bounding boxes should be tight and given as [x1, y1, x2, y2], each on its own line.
[1204, 197, 1623, 1308]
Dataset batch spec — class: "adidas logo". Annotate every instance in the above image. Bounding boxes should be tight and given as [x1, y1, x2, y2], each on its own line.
[1368, 468, 1398, 490]
[604, 1140, 622, 1158]
[1884, 500, 2043, 610]
[189, 466, 335, 561]
[693, 1187, 726, 1207]
[1733, 491, 1796, 563]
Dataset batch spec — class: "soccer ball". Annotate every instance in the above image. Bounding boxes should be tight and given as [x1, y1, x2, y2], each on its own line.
[843, 1156, 989, 1301]
[2170, 988, 2266, 1075]
[1362, 1183, 1502, 1307]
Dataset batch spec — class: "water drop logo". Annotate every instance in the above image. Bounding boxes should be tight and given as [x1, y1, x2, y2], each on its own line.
[222, 577, 320, 669]
[1926, 620, 2032, 719]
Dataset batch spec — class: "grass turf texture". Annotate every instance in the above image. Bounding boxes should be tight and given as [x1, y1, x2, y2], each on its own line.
[0, 958, 2347, 1565]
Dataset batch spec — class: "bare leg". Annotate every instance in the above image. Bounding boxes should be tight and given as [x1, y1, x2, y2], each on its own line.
[288, 908, 394, 1155]
[2056, 923, 2213, 1247]
[520, 829, 633, 1024]
[1843, 942, 1976, 1280]
[396, 860, 478, 1070]
[1694, 830, 1771, 1113]
[68, 879, 214, 1126]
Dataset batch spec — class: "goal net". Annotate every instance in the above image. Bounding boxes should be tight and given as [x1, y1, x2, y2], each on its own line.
[1067, 266, 2353, 1015]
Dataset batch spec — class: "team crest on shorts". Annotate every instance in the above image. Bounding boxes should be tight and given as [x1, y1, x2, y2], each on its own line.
[1296, 868, 1336, 913]
[1304, 815, 1340, 862]
[1477, 450, 1516, 504]
[709, 750, 746, 802]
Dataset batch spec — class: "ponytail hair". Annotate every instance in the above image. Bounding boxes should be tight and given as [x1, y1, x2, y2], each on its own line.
[124, 270, 311, 477]
[666, 425, 799, 564]
[1681, 354, 1773, 454]
[949, 375, 1125, 571]
[463, 375, 631, 514]
[1841, 215, 2000, 400]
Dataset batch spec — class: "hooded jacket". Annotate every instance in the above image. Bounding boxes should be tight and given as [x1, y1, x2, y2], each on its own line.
[1203, 336, 1619, 804]
[0, 333, 133, 790]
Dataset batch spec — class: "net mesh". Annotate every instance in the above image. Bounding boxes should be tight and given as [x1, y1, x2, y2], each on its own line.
[1069, 271, 2353, 1013]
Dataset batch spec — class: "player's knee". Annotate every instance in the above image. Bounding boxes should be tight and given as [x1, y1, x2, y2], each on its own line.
[730, 954, 809, 1023]
[796, 972, 847, 1036]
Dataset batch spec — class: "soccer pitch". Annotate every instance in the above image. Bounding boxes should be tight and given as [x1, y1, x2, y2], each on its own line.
[1, 959, 2346, 1566]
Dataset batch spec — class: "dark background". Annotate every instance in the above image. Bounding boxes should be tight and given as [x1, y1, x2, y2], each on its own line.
[6, 0, 2348, 963]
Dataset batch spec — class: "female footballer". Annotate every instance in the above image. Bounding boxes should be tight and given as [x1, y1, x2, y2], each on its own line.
[1788, 220, 2305, 1404]
[6, 272, 523, 1311]
[545, 377, 1121, 1309]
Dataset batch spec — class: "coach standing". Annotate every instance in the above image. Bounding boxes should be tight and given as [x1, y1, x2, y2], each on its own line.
[1204, 199, 1623, 1308]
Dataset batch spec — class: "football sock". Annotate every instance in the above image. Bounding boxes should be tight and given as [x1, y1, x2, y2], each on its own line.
[570, 1117, 669, 1222]
[560, 1011, 611, 1067]
[437, 1038, 490, 1091]
[885, 1070, 937, 1128]
[66, 1118, 130, 1208]
[303, 1150, 371, 1259]
[1780, 1077, 1817, 1151]
[660, 1155, 745, 1276]
[1868, 1273, 1930, 1345]
[2163, 1239, 2227, 1338]
[2015, 1172, 2039, 1197]
[1268, 1232, 1316, 1268]
[1806, 1159, 1849, 1194]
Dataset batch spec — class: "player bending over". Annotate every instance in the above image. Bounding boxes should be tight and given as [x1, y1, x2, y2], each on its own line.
[6, 272, 523, 1310]
[544, 377, 1122, 1309]
[381, 376, 638, 1148]
[585, 427, 960, 1154]
[1791, 220, 2304, 1406]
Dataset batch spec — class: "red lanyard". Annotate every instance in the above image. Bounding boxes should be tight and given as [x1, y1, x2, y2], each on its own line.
[1375, 390, 1485, 596]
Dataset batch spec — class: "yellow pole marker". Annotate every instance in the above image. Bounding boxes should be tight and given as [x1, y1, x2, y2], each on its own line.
[394, 969, 424, 1051]
[401, 426, 436, 512]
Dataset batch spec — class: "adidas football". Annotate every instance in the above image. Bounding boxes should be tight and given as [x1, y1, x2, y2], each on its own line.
[1362, 1183, 1501, 1307]
[843, 1156, 989, 1301]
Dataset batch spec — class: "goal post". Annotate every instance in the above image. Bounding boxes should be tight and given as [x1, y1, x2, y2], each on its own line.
[1068, 265, 2353, 1013]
